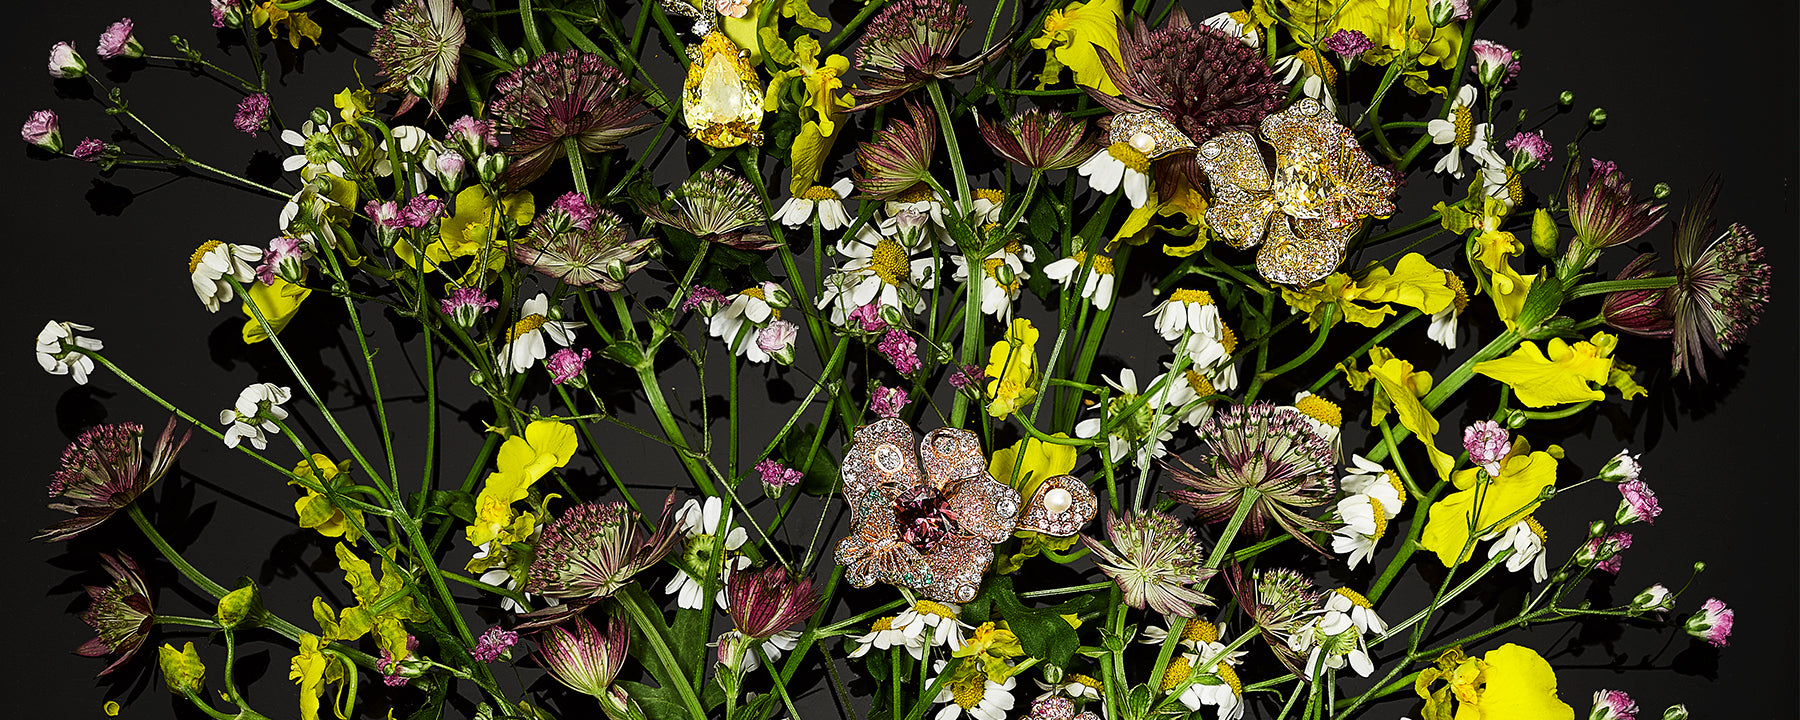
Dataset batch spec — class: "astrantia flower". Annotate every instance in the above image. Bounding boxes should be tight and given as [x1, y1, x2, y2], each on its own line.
[48, 42, 87, 79]
[1666, 185, 1770, 379]
[1089, 10, 1287, 190]
[1080, 511, 1214, 616]
[726, 565, 823, 641]
[854, 101, 938, 200]
[489, 49, 654, 186]
[1600, 253, 1674, 339]
[666, 496, 750, 610]
[371, 0, 465, 114]
[21, 109, 62, 152]
[775, 177, 854, 229]
[1471, 39, 1518, 86]
[97, 18, 142, 60]
[76, 553, 155, 675]
[188, 240, 263, 313]
[1427, 85, 1503, 179]
[39, 419, 188, 543]
[1234, 566, 1321, 674]
[1615, 479, 1661, 525]
[978, 109, 1098, 172]
[1591, 689, 1639, 720]
[219, 383, 291, 450]
[852, 0, 988, 109]
[498, 293, 586, 375]
[514, 208, 653, 290]
[538, 613, 631, 703]
[1684, 598, 1733, 647]
[1568, 159, 1666, 250]
[641, 168, 776, 250]
[528, 495, 682, 601]
[234, 93, 271, 135]
[35, 320, 103, 385]
[1169, 402, 1339, 552]
[1043, 252, 1116, 311]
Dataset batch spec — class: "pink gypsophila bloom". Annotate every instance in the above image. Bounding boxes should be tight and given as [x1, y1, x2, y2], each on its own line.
[1506, 131, 1553, 168]
[877, 330, 920, 374]
[849, 303, 887, 333]
[471, 626, 518, 662]
[256, 236, 308, 285]
[1615, 479, 1662, 525]
[401, 195, 446, 228]
[72, 138, 105, 161]
[1470, 39, 1518, 84]
[441, 287, 498, 327]
[366, 200, 404, 229]
[1321, 29, 1373, 57]
[378, 635, 420, 687]
[546, 348, 592, 385]
[758, 320, 798, 359]
[1584, 531, 1633, 574]
[97, 18, 141, 60]
[754, 459, 803, 488]
[1462, 420, 1510, 474]
[21, 110, 61, 151]
[870, 385, 910, 418]
[234, 94, 271, 135]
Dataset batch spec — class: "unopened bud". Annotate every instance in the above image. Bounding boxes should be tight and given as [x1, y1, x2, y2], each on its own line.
[1661, 705, 1689, 720]
[477, 153, 509, 184]
[406, 74, 433, 100]
[1588, 108, 1608, 127]
[309, 107, 331, 127]
[158, 643, 206, 696]
[1630, 584, 1674, 612]
[1652, 183, 1671, 200]
[1558, 90, 1575, 107]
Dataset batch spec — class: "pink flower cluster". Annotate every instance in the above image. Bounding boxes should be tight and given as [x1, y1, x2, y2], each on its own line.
[877, 329, 920, 374]
[471, 626, 518, 662]
[870, 385, 909, 418]
[754, 459, 804, 488]
[1685, 598, 1733, 647]
[547, 348, 592, 385]
[234, 94, 271, 135]
[1462, 420, 1510, 475]
[548, 191, 600, 231]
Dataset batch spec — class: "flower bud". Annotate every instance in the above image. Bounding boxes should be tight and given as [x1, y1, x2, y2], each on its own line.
[759, 320, 799, 365]
[158, 642, 206, 696]
[310, 107, 332, 127]
[1530, 209, 1559, 258]
[1596, 450, 1641, 483]
[1558, 90, 1575, 106]
[477, 153, 509, 185]
[1661, 705, 1689, 720]
[1652, 182, 1671, 200]
[406, 74, 433, 101]
[1630, 584, 1674, 612]
[215, 585, 260, 629]
[213, 0, 247, 29]
[1600, 255, 1673, 339]
[1588, 108, 1608, 127]
[48, 42, 87, 79]
[1427, 0, 1470, 26]
[877, 303, 909, 329]
[1587, 520, 1608, 538]
[21, 110, 63, 153]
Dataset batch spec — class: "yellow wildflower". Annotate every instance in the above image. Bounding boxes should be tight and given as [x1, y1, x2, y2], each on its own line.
[1031, 0, 1123, 94]
[1367, 348, 1455, 480]
[290, 455, 362, 544]
[1284, 273, 1395, 330]
[395, 185, 535, 275]
[1284, 0, 1462, 69]
[1428, 644, 1573, 720]
[988, 434, 1078, 501]
[333, 87, 374, 122]
[252, 2, 323, 49]
[466, 420, 578, 547]
[1473, 332, 1619, 408]
[289, 633, 346, 720]
[1284, 254, 1454, 330]
[1421, 438, 1559, 567]
[952, 622, 1025, 680]
[1472, 230, 1535, 330]
[769, 36, 854, 193]
[242, 274, 312, 344]
[984, 318, 1041, 418]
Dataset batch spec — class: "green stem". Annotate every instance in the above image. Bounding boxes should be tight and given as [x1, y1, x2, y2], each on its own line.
[618, 589, 708, 720]
[1565, 275, 1677, 299]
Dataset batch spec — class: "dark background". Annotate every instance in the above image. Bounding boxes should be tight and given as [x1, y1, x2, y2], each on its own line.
[3, 0, 1794, 717]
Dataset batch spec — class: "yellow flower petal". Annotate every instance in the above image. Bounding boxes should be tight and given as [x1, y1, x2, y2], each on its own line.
[1472, 337, 1614, 408]
[989, 434, 1077, 499]
[1421, 447, 1558, 567]
[1472, 230, 1534, 330]
[1032, 0, 1123, 94]
[1455, 644, 1573, 720]
[984, 319, 1041, 418]
[242, 274, 313, 344]
[1357, 253, 1454, 315]
[1369, 352, 1454, 480]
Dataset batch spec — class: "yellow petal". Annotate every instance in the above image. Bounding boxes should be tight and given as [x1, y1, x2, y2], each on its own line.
[989, 434, 1077, 498]
[1369, 354, 1454, 480]
[1458, 644, 1574, 720]
[1472, 338, 1613, 408]
[242, 275, 313, 344]
[1421, 449, 1558, 567]
[1035, 0, 1123, 94]
[1357, 253, 1454, 315]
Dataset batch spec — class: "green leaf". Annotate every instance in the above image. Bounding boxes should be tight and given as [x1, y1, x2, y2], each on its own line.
[620, 680, 688, 720]
[982, 576, 1098, 669]
[410, 490, 476, 524]
[1514, 272, 1564, 330]
[781, 423, 841, 495]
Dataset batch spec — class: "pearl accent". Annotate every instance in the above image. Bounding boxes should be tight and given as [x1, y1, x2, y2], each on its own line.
[1128, 132, 1156, 154]
[1045, 488, 1073, 514]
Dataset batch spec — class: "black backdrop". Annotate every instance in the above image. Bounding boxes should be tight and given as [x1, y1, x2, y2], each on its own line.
[3, 0, 1794, 718]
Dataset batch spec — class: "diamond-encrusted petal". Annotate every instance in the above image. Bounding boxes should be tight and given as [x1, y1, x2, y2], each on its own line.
[1015, 475, 1098, 537]
[943, 473, 1022, 544]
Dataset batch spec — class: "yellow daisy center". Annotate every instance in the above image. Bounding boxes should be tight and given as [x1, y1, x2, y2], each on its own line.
[1388, 472, 1406, 500]
[870, 616, 895, 632]
[1106, 142, 1151, 173]
[505, 314, 548, 343]
[912, 600, 958, 620]
[1184, 369, 1217, 397]
[1292, 395, 1342, 428]
[1217, 664, 1243, 696]
[1504, 174, 1525, 205]
[1445, 270, 1469, 312]
[799, 184, 839, 201]
[975, 187, 1006, 206]
[1182, 620, 1219, 644]
[739, 286, 767, 300]
[189, 240, 224, 274]
[1526, 516, 1547, 541]
[1170, 288, 1215, 305]
[948, 662, 987, 709]
[1159, 657, 1192, 692]
[1452, 106, 1475, 148]
[870, 237, 912, 286]
[1002, 239, 1023, 254]
[1218, 324, 1238, 353]
[894, 184, 934, 203]
[1366, 496, 1388, 539]
[1070, 673, 1100, 691]
[1334, 587, 1374, 609]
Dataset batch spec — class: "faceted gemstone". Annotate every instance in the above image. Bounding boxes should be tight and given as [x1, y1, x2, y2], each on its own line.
[893, 486, 959, 552]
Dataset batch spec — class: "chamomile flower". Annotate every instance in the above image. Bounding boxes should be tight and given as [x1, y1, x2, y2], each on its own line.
[188, 240, 263, 312]
[1272, 54, 1336, 113]
[1285, 391, 1344, 460]
[881, 185, 948, 235]
[1162, 651, 1244, 719]
[949, 239, 1035, 321]
[965, 188, 1009, 226]
[1485, 517, 1549, 582]
[278, 120, 351, 177]
[817, 224, 940, 325]
[665, 496, 750, 610]
[1428, 271, 1470, 349]
[1034, 673, 1102, 701]
[1148, 289, 1223, 342]
[1287, 593, 1375, 678]
[1427, 85, 1505, 179]
[775, 178, 854, 230]
[706, 282, 792, 363]
[473, 538, 561, 614]
[1077, 142, 1150, 208]
[1075, 369, 1175, 468]
[931, 658, 1017, 720]
[497, 294, 585, 375]
[35, 320, 102, 385]
[1043, 252, 1117, 311]
[895, 600, 972, 651]
[219, 383, 291, 450]
[1324, 588, 1386, 635]
[847, 616, 925, 660]
[1150, 365, 1221, 428]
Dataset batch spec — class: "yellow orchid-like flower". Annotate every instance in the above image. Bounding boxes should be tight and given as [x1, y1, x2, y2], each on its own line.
[242, 274, 313, 344]
[289, 633, 346, 720]
[1283, 253, 1455, 330]
[1421, 438, 1559, 567]
[769, 35, 854, 193]
[984, 318, 1041, 418]
[465, 420, 578, 548]
[1366, 347, 1455, 480]
[1473, 331, 1619, 408]
[952, 622, 1025, 680]
[1284, 273, 1394, 329]
[395, 185, 535, 277]
[1472, 230, 1535, 330]
[1285, 0, 1462, 68]
[252, 1, 323, 49]
[989, 434, 1077, 500]
[1031, 0, 1123, 95]
[290, 455, 362, 544]
[1419, 644, 1573, 720]
[333, 87, 374, 123]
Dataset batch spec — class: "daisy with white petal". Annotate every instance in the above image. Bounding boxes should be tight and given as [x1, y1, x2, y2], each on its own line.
[219, 382, 292, 450]
[1165, 650, 1245, 720]
[1272, 55, 1337, 112]
[817, 223, 940, 326]
[723, 629, 801, 672]
[1324, 588, 1387, 635]
[35, 320, 102, 385]
[665, 496, 750, 610]
[776, 177, 854, 230]
[1287, 605, 1374, 678]
[1043, 252, 1117, 311]
[1340, 455, 1406, 516]
[1147, 289, 1224, 342]
[1427, 271, 1470, 349]
[278, 120, 349, 177]
[1427, 86, 1506, 180]
[1479, 164, 1523, 208]
[931, 659, 1017, 720]
[1149, 364, 1222, 428]
[474, 539, 561, 614]
[278, 174, 348, 233]
[189, 240, 264, 312]
[847, 616, 925, 660]
[1285, 391, 1344, 460]
[374, 125, 431, 178]
[1077, 142, 1151, 208]
[1201, 11, 1259, 47]
[706, 282, 792, 363]
[497, 294, 585, 375]
[965, 188, 1009, 226]
[1484, 517, 1549, 582]
[1033, 672, 1102, 701]
[1074, 369, 1175, 468]
[949, 239, 1035, 322]
[894, 600, 972, 651]
[881, 185, 948, 236]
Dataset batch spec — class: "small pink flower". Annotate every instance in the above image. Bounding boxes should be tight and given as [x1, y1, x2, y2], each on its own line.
[71, 138, 106, 161]
[48, 42, 87, 79]
[870, 385, 910, 418]
[1579, 531, 1633, 574]
[1590, 689, 1638, 720]
[848, 303, 887, 333]
[211, 0, 244, 29]
[97, 18, 142, 60]
[547, 348, 593, 385]
[256, 236, 309, 285]
[446, 115, 498, 154]
[1684, 598, 1733, 647]
[877, 329, 920, 374]
[1505, 131, 1553, 171]
[947, 364, 986, 391]
[1614, 479, 1661, 525]
[471, 626, 518, 662]
[1427, 0, 1471, 24]
[1462, 420, 1510, 475]
[1470, 39, 1518, 86]
[683, 286, 728, 314]
[21, 110, 62, 152]
[366, 199, 404, 229]
[401, 195, 446, 228]
[233, 94, 271, 135]
[715, 0, 753, 18]
[440, 287, 499, 327]
[754, 459, 803, 488]
[378, 635, 421, 687]
[549, 191, 600, 231]
[758, 320, 799, 364]
[1321, 29, 1373, 57]
[1598, 450, 1641, 483]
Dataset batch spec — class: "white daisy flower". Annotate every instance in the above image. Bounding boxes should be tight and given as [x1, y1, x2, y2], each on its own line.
[1042, 252, 1118, 311]
[35, 320, 102, 385]
[1285, 391, 1344, 460]
[1172, 655, 1245, 720]
[1273, 55, 1337, 113]
[497, 293, 585, 375]
[931, 660, 1016, 720]
[1074, 369, 1175, 468]
[1427, 272, 1470, 349]
[949, 240, 1035, 322]
[1479, 164, 1521, 208]
[278, 120, 349, 177]
[474, 540, 561, 614]
[188, 240, 263, 313]
[1149, 363, 1222, 428]
[1202, 11, 1259, 47]
[278, 174, 348, 233]
[723, 629, 801, 672]
[1147, 289, 1223, 342]
[817, 224, 940, 325]
[1324, 588, 1387, 635]
[374, 125, 431, 179]
[1288, 609, 1374, 678]
[894, 600, 972, 651]
[1427, 85, 1506, 180]
[965, 188, 1009, 226]
[847, 615, 925, 660]
[1331, 495, 1387, 569]
[1033, 672, 1102, 701]
[1484, 517, 1549, 582]
[1077, 144, 1151, 208]
[665, 496, 750, 610]
[775, 177, 854, 230]
[706, 282, 791, 363]
[881, 186, 948, 237]
[219, 382, 292, 450]
[1341, 455, 1406, 516]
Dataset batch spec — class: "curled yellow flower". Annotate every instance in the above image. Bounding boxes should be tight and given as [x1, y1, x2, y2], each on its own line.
[466, 420, 578, 548]
[1031, 0, 1123, 94]
[242, 274, 312, 344]
[983, 318, 1040, 418]
[290, 455, 362, 544]
[1425, 644, 1573, 720]
[1473, 332, 1618, 408]
[1284, 0, 1462, 68]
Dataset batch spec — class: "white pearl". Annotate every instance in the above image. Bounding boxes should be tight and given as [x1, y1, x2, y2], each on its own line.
[1129, 132, 1156, 153]
[1045, 488, 1072, 514]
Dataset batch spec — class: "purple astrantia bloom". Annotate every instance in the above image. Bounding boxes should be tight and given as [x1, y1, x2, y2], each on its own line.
[947, 364, 985, 391]
[49, 42, 87, 78]
[852, 0, 998, 109]
[1167, 402, 1337, 553]
[401, 195, 446, 228]
[370, 0, 466, 115]
[1683, 598, 1733, 647]
[726, 565, 823, 640]
[71, 138, 106, 161]
[1568, 159, 1666, 249]
[877, 329, 921, 374]
[514, 208, 654, 290]
[870, 385, 910, 418]
[1080, 511, 1213, 617]
[257, 236, 309, 285]
[233, 94, 271, 135]
[854, 100, 938, 200]
[1601, 253, 1674, 339]
[1462, 420, 1511, 476]
[1615, 479, 1662, 525]
[1231, 566, 1321, 675]
[490, 49, 654, 186]
[977, 109, 1098, 172]
[538, 613, 632, 703]
[1470, 39, 1518, 86]
[683, 286, 728, 314]
[639, 169, 776, 251]
[39, 419, 191, 542]
[1321, 29, 1374, 57]
[546, 348, 592, 386]
[1504, 131, 1553, 172]
[1591, 689, 1639, 720]
[1666, 183, 1770, 380]
[97, 18, 142, 60]
[471, 626, 519, 662]
[440, 287, 498, 327]
[22, 110, 62, 152]
[526, 494, 682, 601]
[76, 553, 155, 676]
